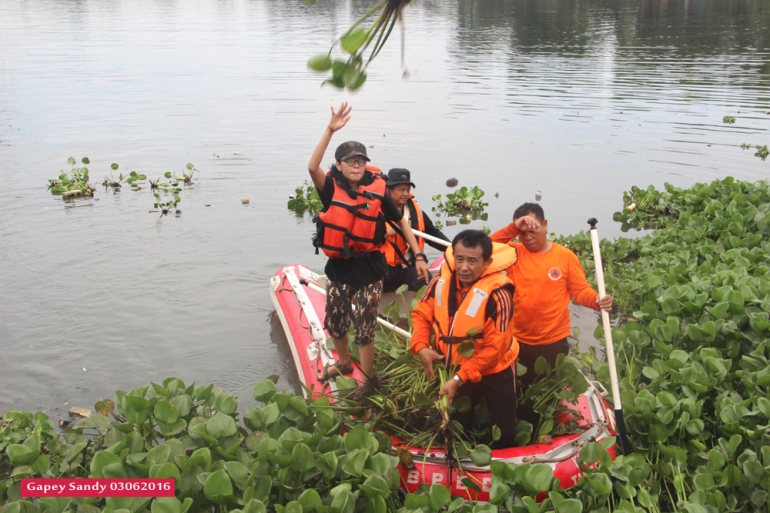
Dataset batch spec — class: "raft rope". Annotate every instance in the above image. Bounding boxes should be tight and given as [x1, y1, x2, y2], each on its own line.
[275, 282, 313, 330]
[280, 271, 335, 362]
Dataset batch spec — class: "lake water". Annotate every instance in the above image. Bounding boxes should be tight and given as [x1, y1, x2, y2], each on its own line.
[1, 0, 769, 416]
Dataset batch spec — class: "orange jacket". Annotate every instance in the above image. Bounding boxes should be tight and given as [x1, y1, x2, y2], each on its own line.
[491, 223, 600, 345]
[314, 172, 386, 258]
[410, 243, 518, 384]
[381, 196, 425, 266]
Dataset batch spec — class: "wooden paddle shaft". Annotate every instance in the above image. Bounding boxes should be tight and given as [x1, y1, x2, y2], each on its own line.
[588, 226, 623, 411]
[413, 229, 450, 248]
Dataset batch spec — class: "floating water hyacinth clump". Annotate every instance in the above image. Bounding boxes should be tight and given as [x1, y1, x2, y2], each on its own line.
[47, 157, 96, 198]
[287, 180, 323, 217]
[431, 185, 489, 225]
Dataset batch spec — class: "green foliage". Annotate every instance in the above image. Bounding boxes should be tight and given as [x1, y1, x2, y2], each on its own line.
[48, 157, 96, 197]
[741, 143, 769, 161]
[557, 177, 770, 512]
[151, 165, 194, 216]
[174, 164, 198, 185]
[431, 186, 489, 226]
[608, 184, 681, 232]
[723, 116, 736, 124]
[47, 158, 196, 218]
[287, 181, 323, 217]
[0, 377, 417, 512]
[514, 354, 588, 445]
[307, 0, 412, 90]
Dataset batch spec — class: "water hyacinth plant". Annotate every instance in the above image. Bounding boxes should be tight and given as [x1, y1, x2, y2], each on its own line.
[0, 377, 409, 512]
[306, 0, 413, 90]
[47, 157, 97, 198]
[431, 186, 489, 226]
[740, 143, 769, 161]
[47, 159, 196, 218]
[287, 181, 323, 217]
[558, 177, 770, 512]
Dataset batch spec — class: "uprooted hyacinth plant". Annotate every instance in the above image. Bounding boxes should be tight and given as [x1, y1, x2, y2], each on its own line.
[306, 0, 413, 90]
[327, 293, 592, 481]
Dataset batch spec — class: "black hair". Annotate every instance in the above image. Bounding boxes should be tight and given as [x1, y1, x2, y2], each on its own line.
[513, 202, 545, 222]
[452, 230, 493, 261]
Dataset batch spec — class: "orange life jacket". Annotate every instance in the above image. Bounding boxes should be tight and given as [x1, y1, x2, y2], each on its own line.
[382, 196, 425, 267]
[430, 243, 518, 368]
[314, 169, 387, 258]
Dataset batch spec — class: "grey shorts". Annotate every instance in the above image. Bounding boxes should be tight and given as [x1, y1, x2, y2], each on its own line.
[324, 280, 383, 346]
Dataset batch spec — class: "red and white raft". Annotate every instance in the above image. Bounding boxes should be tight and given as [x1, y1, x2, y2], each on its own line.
[269, 264, 618, 502]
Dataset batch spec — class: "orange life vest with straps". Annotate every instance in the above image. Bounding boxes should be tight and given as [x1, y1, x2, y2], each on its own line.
[430, 243, 519, 370]
[314, 169, 387, 258]
[382, 196, 425, 267]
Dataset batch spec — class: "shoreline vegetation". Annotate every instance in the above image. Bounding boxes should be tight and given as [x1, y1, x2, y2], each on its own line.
[4, 176, 770, 512]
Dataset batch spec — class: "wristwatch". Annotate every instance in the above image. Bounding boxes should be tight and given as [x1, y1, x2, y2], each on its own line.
[453, 375, 463, 386]
[415, 252, 428, 263]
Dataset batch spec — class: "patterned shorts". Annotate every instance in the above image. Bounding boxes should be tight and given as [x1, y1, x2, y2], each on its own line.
[324, 280, 383, 346]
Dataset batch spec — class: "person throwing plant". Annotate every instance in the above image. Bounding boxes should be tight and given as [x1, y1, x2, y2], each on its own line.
[491, 202, 613, 386]
[381, 168, 450, 293]
[410, 230, 519, 449]
[308, 101, 429, 384]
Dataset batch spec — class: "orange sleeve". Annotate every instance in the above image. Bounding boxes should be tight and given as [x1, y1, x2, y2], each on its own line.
[490, 223, 520, 243]
[409, 293, 435, 355]
[456, 288, 514, 384]
[566, 250, 600, 310]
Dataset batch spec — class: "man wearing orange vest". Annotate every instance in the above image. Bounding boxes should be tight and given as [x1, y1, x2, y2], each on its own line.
[491, 203, 613, 386]
[381, 168, 450, 293]
[410, 230, 519, 449]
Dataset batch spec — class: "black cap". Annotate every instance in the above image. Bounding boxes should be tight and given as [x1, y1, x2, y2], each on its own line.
[385, 168, 416, 188]
[335, 141, 370, 163]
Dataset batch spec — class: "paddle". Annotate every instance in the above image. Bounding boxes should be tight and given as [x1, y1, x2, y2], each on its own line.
[413, 229, 450, 248]
[587, 218, 632, 455]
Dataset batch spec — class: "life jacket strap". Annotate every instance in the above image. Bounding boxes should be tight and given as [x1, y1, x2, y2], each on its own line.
[439, 334, 482, 345]
[329, 200, 382, 222]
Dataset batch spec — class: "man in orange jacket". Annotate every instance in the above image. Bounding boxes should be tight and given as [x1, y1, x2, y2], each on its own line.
[491, 203, 613, 386]
[410, 230, 519, 449]
[381, 168, 450, 293]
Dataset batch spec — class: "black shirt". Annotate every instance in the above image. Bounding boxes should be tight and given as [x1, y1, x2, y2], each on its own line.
[317, 171, 403, 287]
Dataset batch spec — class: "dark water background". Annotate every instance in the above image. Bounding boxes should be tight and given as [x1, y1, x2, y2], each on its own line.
[1, 0, 769, 417]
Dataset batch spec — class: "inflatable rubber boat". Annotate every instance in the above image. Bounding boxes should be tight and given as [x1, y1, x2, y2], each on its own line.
[269, 263, 618, 501]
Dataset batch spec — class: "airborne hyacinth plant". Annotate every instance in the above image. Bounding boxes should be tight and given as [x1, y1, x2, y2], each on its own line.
[306, 0, 412, 91]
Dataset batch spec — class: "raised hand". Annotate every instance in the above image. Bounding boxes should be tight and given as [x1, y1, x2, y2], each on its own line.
[329, 102, 352, 132]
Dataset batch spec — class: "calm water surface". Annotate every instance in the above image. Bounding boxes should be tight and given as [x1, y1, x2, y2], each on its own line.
[1, 0, 769, 416]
